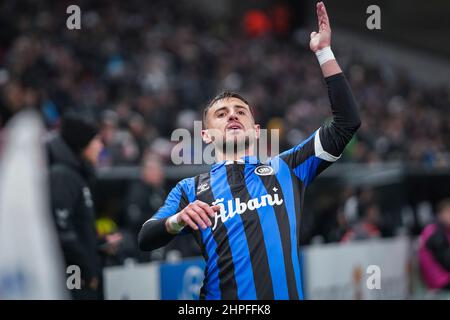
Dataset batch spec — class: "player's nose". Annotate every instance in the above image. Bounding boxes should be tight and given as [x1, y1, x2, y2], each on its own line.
[228, 111, 239, 121]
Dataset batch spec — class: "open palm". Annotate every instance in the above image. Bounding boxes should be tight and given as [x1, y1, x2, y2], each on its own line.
[310, 2, 332, 52]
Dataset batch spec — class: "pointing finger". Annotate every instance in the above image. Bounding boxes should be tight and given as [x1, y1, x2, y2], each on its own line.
[192, 205, 212, 227]
[197, 201, 216, 217]
[187, 208, 208, 230]
[320, 2, 331, 30]
[180, 214, 198, 230]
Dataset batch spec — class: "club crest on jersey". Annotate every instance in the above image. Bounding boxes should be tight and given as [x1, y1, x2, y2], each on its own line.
[196, 182, 210, 195]
[254, 165, 274, 176]
[211, 187, 283, 230]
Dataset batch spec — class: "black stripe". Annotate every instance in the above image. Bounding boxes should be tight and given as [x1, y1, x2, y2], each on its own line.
[279, 161, 305, 247]
[199, 248, 209, 300]
[280, 138, 315, 168]
[191, 177, 205, 250]
[226, 164, 274, 300]
[286, 167, 304, 248]
[198, 235, 208, 300]
[316, 158, 332, 177]
[196, 172, 238, 300]
[177, 188, 189, 212]
[286, 160, 306, 298]
[257, 169, 299, 299]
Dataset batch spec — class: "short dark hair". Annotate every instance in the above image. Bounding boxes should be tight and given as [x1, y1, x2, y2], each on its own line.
[202, 90, 253, 127]
[61, 113, 99, 154]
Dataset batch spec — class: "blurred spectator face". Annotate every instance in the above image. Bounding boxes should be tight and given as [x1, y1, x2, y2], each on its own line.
[142, 156, 164, 187]
[437, 200, 450, 228]
[337, 210, 348, 227]
[4, 82, 24, 113]
[82, 135, 104, 166]
[365, 204, 381, 225]
[100, 120, 116, 145]
[202, 97, 260, 152]
[129, 116, 145, 137]
[116, 102, 131, 121]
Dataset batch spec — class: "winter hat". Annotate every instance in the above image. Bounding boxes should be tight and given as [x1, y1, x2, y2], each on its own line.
[61, 113, 99, 154]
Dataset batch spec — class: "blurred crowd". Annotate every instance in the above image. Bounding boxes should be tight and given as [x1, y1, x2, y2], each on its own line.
[0, 0, 450, 298]
[0, 0, 449, 294]
[0, 0, 449, 168]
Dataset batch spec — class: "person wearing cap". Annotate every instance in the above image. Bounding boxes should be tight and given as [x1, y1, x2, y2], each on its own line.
[47, 113, 104, 299]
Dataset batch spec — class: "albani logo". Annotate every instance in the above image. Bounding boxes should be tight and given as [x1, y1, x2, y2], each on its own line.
[210, 187, 283, 230]
[254, 165, 274, 176]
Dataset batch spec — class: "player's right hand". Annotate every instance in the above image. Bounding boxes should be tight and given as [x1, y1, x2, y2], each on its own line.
[176, 200, 221, 231]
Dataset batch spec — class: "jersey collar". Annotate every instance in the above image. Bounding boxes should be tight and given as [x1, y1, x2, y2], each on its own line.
[211, 155, 260, 171]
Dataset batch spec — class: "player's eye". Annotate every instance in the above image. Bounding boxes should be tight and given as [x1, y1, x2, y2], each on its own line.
[217, 112, 225, 118]
[237, 110, 245, 115]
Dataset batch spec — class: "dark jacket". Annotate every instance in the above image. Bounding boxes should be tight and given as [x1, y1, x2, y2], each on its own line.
[47, 135, 100, 286]
[124, 180, 166, 235]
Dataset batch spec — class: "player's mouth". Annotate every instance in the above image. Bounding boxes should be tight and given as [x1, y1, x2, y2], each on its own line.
[226, 122, 244, 132]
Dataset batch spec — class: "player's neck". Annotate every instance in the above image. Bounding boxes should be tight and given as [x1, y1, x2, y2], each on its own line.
[215, 148, 254, 162]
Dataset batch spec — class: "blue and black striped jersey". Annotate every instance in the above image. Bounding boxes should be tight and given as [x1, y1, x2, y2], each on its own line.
[141, 73, 361, 300]
[151, 129, 338, 300]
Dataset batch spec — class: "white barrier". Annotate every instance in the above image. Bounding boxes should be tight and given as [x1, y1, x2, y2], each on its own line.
[303, 236, 411, 299]
[103, 236, 411, 300]
[104, 260, 160, 300]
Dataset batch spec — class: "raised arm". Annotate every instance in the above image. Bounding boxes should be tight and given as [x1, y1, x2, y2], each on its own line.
[311, 2, 361, 158]
[277, 2, 360, 185]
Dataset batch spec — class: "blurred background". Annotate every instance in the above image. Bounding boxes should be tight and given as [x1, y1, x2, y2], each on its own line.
[0, 0, 449, 300]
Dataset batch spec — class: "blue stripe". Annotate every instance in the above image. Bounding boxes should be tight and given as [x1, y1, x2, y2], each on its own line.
[202, 230, 221, 299]
[293, 156, 322, 186]
[184, 177, 221, 300]
[210, 165, 257, 300]
[152, 182, 184, 220]
[183, 177, 196, 203]
[244, 164, 289, 299]
[274, 158, 304, 299]
[179, 178, 197, 235]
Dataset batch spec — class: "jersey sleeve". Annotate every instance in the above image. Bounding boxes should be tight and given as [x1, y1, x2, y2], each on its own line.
[278, 128, 339, 187]
[138, 178, 196, 250]
[149, 180, 190, 221]
[277, 73, 360, 187]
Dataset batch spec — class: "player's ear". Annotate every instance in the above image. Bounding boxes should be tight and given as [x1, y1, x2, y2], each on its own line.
[201, 129, 213, 144]
[253, 124, 260, 139]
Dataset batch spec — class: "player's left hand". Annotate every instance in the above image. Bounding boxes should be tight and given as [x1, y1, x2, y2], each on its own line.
[310, 2, 331, 52]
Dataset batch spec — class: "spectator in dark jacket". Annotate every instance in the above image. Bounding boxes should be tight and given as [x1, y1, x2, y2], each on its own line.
[122, 153, 166, 261]
[123, 152, 201, 261]
[47, 114, 103, 300]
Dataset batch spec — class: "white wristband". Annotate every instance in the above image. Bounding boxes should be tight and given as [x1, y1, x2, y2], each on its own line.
[315, 46, 335, 66]
[167, 214, 185, 233]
